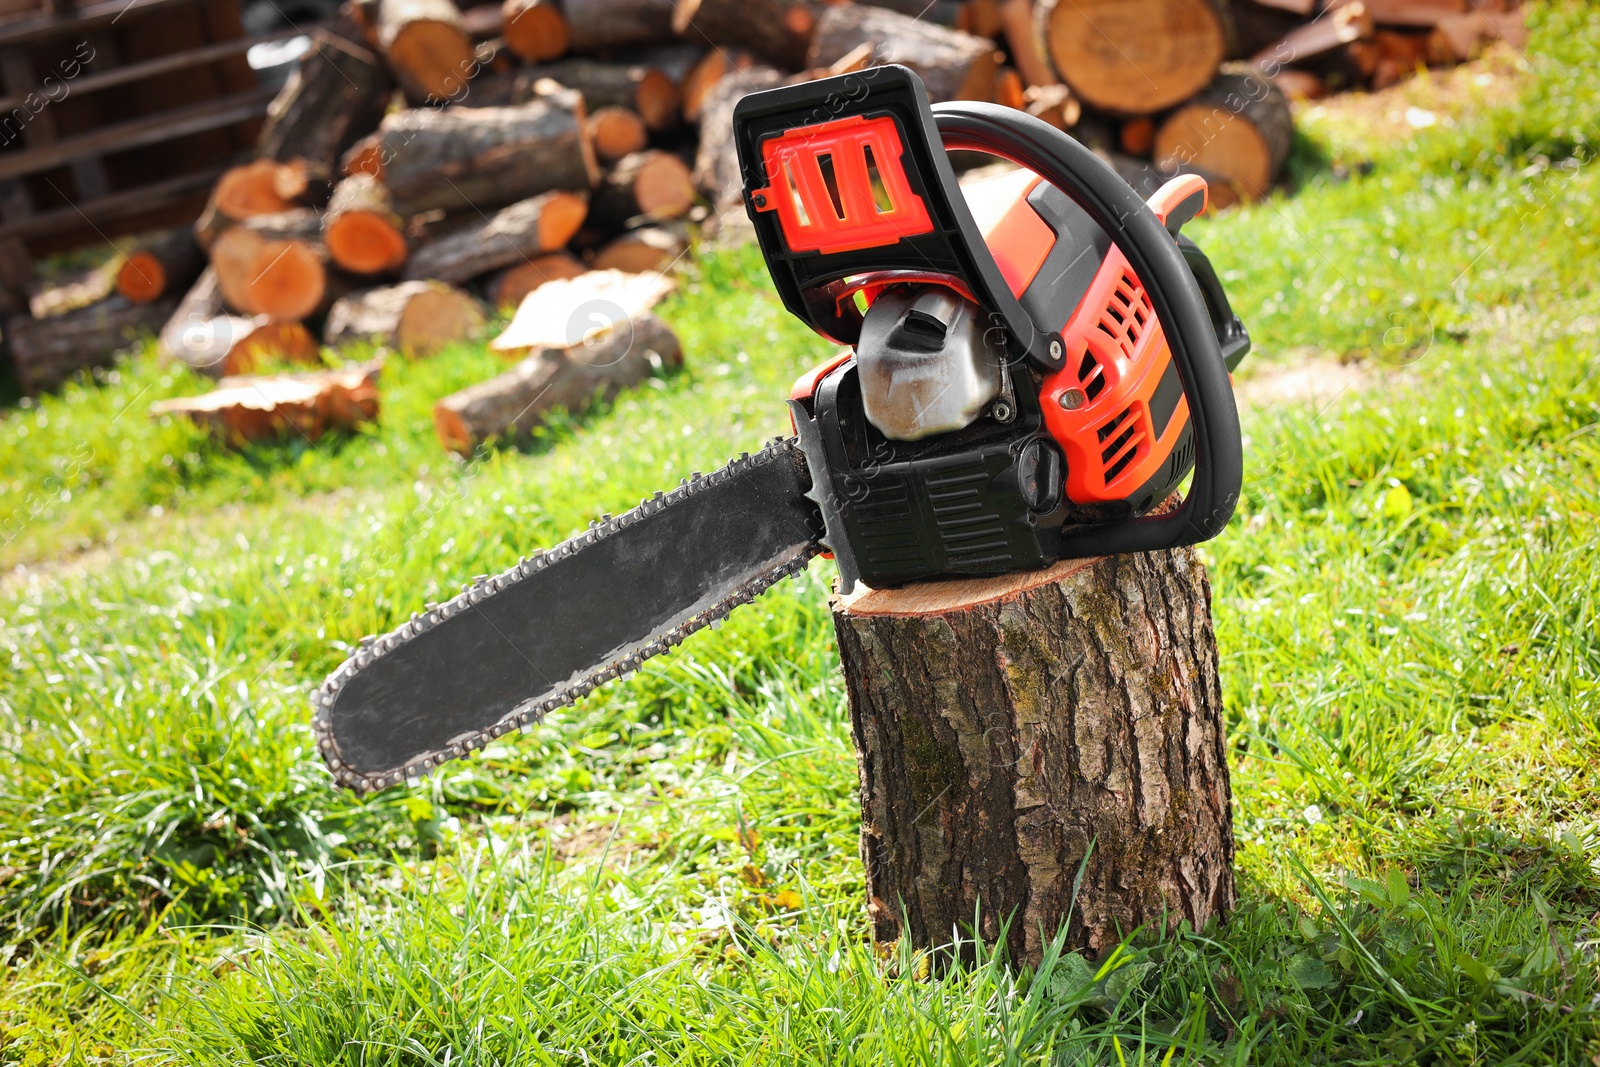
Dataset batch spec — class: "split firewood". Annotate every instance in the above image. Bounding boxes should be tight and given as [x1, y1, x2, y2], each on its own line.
[371, 86, 597, 216]
[491, 269, 675, 352]
[401, 190, 589, 283]
[590, 223, 688, 274]
[117, 229, 204, 305]
[375, 0, 476, 102]
[325, 281, 487, 356]
[257, 30, 393, 180]
[501, 0, 569, 61]
[693, 64, 784, 216]
[590, 151, 696, 229]
[1034, 0, 1227, 114]
[671, 0, 823, 70]
[1024, 83, 1080, 130]
[1250, 1, 1373, 67]
[485, 252, 587, 309]
[586, 106, 649, 164]
[8, 295, 178, 395]
[193, 160, 311, 249]
[680, 48, 757, 123]
[528, 58, 678, 131]
[324, 176, 408, 275]
[210, 210, 330, 320]
[162, 315, 320, 377]
[563, 0, 676, 54]
[1153, 63, 1293, 202]
[437, 310, 680, 454]
[996, 0, 1055, 88]
[151, 359, 382, 445]
[808, 6, 1001, 103]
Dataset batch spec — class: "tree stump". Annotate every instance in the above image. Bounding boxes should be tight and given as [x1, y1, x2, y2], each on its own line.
[832, 548, 1235, 967]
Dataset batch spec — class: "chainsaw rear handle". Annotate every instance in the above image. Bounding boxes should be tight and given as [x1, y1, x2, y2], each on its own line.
[931, 103, 1244, 554]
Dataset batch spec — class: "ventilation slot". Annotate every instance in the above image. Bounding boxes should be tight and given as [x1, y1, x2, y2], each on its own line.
[1095, 271, 1157, 360]
[1096, 404, 1148, 485]
[1077, 349, 1106, 400]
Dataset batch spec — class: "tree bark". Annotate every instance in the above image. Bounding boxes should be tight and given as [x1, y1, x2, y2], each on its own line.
[1034, 0, 1228, 114]
[1153, 63, 1293, 201]
[502, 0, 570, 61]
[834, 548, 1236, 967]
[8, 295, 178, 395]
[564, 0, 676, 53]
[434, 310, 680, 454]
[375, 0, 476, 102]
[374, 85, 598, 216]
[590, 151, 696, 228]
[257, 29, 393, 178]
[808, 6, 1001, 103]
[693, 64, 784, 215]
[117, 228, 205, 304]
[325, 280, 488, 356]
[672, 0, 822, 70]
[401, 190, 589, 283]
[325, 175, 409, 275]
[526, 58, 679, 131]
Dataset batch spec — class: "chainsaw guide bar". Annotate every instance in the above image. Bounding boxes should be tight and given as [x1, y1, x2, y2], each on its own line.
[312, 437, 822, 792]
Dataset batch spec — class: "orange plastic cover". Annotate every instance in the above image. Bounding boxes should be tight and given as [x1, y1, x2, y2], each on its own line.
[751, 114, 935, 255]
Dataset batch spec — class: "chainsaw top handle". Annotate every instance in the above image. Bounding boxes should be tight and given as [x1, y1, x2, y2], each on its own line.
[931, 101, 1243, 553]
[733, 64, 1243, 556]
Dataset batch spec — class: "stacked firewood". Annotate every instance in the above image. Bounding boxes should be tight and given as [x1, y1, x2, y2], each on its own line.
[7, 0, 1527, 436]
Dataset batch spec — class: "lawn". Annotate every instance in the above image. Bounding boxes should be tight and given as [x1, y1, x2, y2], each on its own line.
[1, 4, 1597, 1062]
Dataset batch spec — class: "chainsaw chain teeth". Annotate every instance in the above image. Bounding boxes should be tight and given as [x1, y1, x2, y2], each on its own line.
[311, 437, 817, 793]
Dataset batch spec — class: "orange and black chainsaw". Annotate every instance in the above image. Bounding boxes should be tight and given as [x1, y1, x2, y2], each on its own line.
[313, 65, 1249, 792]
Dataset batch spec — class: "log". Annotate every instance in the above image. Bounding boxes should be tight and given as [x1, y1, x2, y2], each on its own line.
[808, 6, 1001, 103]
[501, 0, 569, 61]
[632, 42, 709, 90]
[163, 315, 320, 377]
[28, 259, 119, 320]
[993, 67, 1026, 111]
[436, 310, 680, 454]
[490, 268, 675, 352]
[8, 295, 177, 395]
[150, 359, 382, 445]
[681, 47, 757, 123]
[1034, 0, 1228, 114]
[326, 280, 487, 356]
[693, 64, 784, 216]
[375, 86, 598, 216]
[325, 175, 409, 275]
[1228, 0, 1305, 62]
[159, 268, 227, 364]
[257, 30, 393, 178]
[997, 0, 1056, 88]
[193, 159, 306, 250]
[590, 223, 688, 274]
[1119, 116, 1156, 156]
[590, 151, 696, 228]
[1249, 1, 1373, 68]
[117, 228, 204, 305]
[1153, 63, 1293, 201]
[671, 0, 822, 70]
[833, 547, 1236, 966]
[210, 210, 330, 320]
[401, 190, 589, 283]
[1360, 0, 1465, 26]
[586, 106, 648, 164]
[486, 251, 587, 309]
[959, 0, 1004, 37]
[529, 58, 679, 132]
[342, 133, 384, 180]
[1110, 153, 1243, 212]
[563, 0, 676, 53]
[376, 0, 476, 101]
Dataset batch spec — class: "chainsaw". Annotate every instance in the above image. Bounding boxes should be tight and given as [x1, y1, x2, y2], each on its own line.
[313, 66, 1249, 792]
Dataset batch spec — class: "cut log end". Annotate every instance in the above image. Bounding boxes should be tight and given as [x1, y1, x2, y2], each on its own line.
[632, 153, 696, 218]
[502, 0, 570, 61]
[117, 252, 168, 305]
[587, 106, 649, 164]
[491, 252, 587, 309]
[327, 213, 409, 274]
[386, 19, 476, 100]
[635, 68, 680, 130]
[1037, 0, 1227, 114]
[1154, 64, 1293, 201]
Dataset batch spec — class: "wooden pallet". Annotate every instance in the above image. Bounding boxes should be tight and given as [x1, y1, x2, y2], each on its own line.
[0, 0, 293, 310]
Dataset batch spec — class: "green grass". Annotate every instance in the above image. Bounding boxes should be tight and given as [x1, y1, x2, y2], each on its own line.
[2, 4, 1599, 1062]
